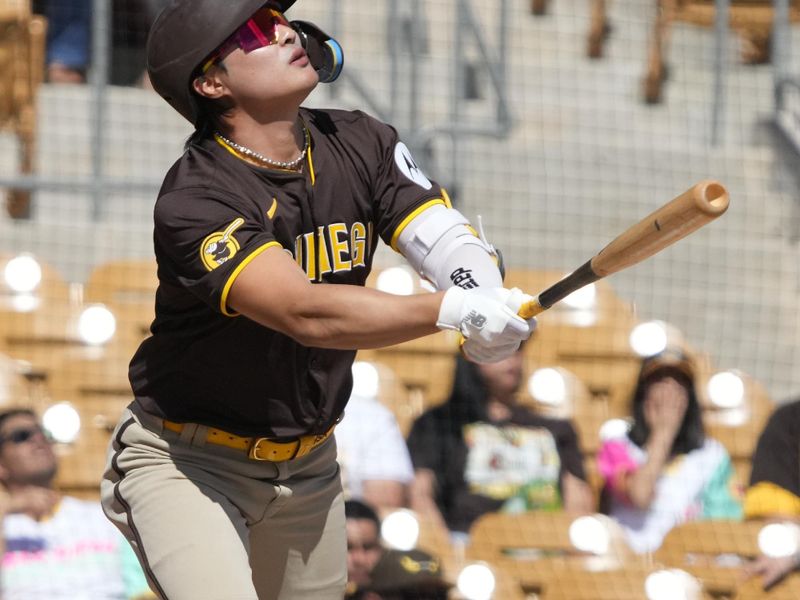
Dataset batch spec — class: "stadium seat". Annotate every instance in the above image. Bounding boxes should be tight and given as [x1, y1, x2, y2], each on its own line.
[0, 0, 46, 218]
[358, 337, 459, 413]
[466, 511, 637, 595]
[347, 357, 420, 436]
[84, 258, 158, 342]
[84, 258, 158, 305]
[53, 405, 117, 499]
[0, 252, 72, 306]
[652, 519, 800, 597]
[735, 575, 800, 600]
[642, 0, 800, 103]
[0, 350, 34, 407]
[542, 564, 679, 600]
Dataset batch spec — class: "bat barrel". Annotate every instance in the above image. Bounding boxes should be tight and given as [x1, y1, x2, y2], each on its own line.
[695, 180, 729, 215]
[516, 180, 729, 320]
[590, 180, 729, 277]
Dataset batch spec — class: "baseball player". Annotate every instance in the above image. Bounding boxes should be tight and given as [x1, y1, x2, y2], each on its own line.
[100, 2, 535, 599]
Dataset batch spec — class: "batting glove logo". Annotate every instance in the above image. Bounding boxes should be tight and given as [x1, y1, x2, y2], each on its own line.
[463, 310, 487, 330]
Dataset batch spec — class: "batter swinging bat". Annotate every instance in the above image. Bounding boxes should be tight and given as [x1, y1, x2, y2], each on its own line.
[518, 180, 729, 319]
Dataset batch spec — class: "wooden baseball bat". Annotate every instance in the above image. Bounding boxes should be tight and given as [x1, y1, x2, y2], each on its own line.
[518, 180, 729, 319]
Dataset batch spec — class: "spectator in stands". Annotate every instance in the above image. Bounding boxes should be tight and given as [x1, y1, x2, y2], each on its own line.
[741, 398, 800, 590]
[336, 387, 415, 512]
[35, 0, 91, 83]
[406, 346, 593, 537]
[0, 408, 152, 599]
[598, 347, 742, 554]
[345, 499, 449, 600]
[744, 398, 800, 520]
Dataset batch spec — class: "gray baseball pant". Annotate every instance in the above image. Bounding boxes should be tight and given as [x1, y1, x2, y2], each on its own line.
[100, 402, 346, 600]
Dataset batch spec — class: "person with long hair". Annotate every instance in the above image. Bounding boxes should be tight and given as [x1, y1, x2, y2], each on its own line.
[597, 347, 742, 553]
[741, 398, 800, 590]
[407, 347, 593, 536]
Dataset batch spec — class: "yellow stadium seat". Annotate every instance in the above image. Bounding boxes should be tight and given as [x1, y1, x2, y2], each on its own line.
[357, 343, 458, 414]
[466, 511, 637, 595]
[654, 520, 773, 597]
[84, 259, 158, 343]
[735, 574, 800, 600]
[348, 357, 419, 437]
[643, 0, 800, 103]
[0, 253, 72, 306]
[542, 564, 666, 600]
[84, 258, 158, 306]
[0, 0, 46, 218]
[0, 350, 34, 406]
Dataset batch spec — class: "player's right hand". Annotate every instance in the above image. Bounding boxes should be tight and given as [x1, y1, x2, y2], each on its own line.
[436, 287, 535, 360]
[460, 338, 523, 363]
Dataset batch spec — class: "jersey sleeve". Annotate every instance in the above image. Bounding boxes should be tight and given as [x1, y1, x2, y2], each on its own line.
[153, 189, 281, 316]
[360, 114, 451, 249]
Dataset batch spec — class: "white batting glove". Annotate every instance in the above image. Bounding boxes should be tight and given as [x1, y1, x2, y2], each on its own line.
[461, 338, 523, 363]
[436, 287, 535, 347]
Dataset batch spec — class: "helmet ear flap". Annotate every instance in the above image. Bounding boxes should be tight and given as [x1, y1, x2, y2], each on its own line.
[291, 20, 343, 83]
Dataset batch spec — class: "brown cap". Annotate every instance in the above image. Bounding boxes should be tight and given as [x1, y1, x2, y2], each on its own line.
[367, 549, 451, 596]
[146, 0, 299, 124]
[639, 346, 696, 382]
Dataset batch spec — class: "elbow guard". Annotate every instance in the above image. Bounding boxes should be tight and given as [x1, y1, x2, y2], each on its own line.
[396, 205, 503, 290]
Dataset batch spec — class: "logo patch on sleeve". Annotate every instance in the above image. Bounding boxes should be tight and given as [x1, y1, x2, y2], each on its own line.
[200, 218, 244, 271]
[394, 142, 432, 190]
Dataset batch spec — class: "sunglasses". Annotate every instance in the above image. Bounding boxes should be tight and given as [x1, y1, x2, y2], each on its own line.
[0, 425, 49, 446]
[201, 6, 292, 73]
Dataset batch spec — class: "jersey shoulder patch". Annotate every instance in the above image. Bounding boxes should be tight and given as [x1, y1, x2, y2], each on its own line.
[394, 142, 432, 190]
[200, 218, 244, 271]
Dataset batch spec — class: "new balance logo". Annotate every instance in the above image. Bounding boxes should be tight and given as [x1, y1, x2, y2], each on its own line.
[463, 310, 487, 329]
[451, 267, 479, 289]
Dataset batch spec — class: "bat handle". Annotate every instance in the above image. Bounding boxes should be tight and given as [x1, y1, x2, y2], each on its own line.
[519, 297, 545, 319]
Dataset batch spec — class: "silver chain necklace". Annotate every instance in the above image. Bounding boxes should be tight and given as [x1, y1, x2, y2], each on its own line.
[215, 127, 309, 170]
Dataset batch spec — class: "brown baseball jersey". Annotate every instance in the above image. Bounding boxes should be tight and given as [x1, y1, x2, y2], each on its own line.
[129, 108, 448, 438]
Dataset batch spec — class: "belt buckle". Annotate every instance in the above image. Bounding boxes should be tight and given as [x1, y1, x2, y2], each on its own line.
[248, 437, 272, 460]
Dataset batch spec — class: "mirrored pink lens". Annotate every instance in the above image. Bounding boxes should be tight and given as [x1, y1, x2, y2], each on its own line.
[234, 8, 290, 53]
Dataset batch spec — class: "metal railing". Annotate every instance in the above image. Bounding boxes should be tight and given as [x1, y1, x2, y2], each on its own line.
[773, 0, 800, 155]
[4, 0, 797, 215]
[332, 0, 513, 198]
[0, 0, 513, 218]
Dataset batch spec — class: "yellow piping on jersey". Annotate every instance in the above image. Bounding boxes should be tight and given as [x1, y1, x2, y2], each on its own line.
[299, 116, 316, 185]
[215, 134, 245, 161]
[389, 198, 448, 251]
[441, 188, 453, 208]
[307, 140, 315, 185]
[220, 241, 283, 316]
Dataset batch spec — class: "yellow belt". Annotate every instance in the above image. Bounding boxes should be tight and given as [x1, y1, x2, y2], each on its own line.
[162, 420, 335, 462]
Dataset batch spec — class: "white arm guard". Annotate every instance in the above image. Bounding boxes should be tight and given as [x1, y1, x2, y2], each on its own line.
[396, 204, 503, 290]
